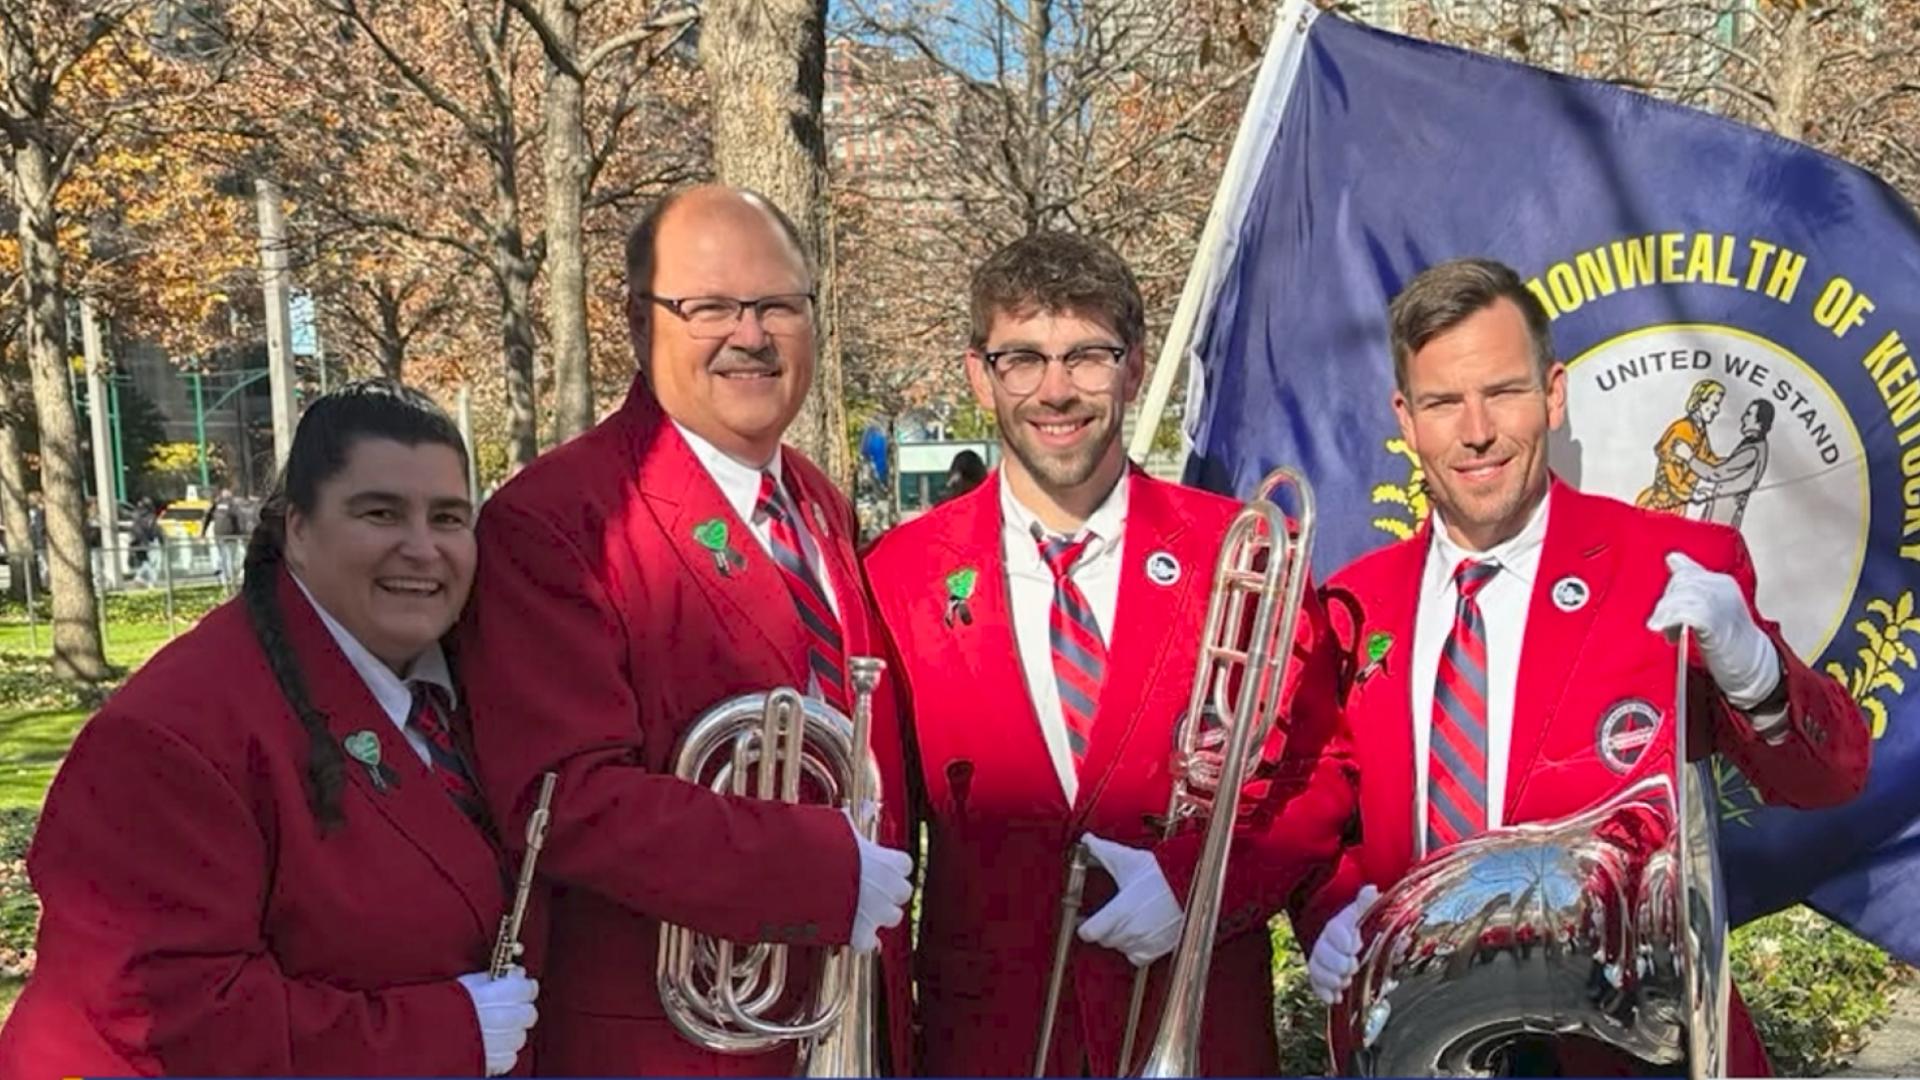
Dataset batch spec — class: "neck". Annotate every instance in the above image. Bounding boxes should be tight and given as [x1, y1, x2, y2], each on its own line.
[1003, 447, 1127, 535]
[682, 418, 778, 470]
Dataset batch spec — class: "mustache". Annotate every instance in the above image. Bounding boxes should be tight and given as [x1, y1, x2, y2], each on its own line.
[709, 346, 781, 374]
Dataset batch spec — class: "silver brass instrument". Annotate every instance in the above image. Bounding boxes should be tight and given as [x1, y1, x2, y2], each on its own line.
[656, 658, 888, 1076]
[1034, 466, 1316, 1077]
[490, 770, 558, 978]
[1331, 630, 1730, 1078]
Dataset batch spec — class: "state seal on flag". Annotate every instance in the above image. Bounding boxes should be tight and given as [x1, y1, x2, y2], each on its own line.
[1554, 323, 1870, 661]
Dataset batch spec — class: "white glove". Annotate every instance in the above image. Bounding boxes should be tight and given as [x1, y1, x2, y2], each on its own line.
[1307, 885, 1378, 1005]
[1646, 552, 1780, 709]
[457, 965, 539, 1077]
[1076, 833, 1185, 967]
[845, 812, 912, 953]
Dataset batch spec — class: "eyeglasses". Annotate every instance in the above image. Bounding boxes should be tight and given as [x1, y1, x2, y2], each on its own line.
[639, 292, 816, 339]
[982, 346, 1128, 396]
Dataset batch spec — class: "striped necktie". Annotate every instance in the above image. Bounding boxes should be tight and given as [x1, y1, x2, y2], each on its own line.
[407, 683, 487, 828]
[755, 472, 849, 712]
[1427, 558, 1501, 854]
[1037, 533, 1106, 769]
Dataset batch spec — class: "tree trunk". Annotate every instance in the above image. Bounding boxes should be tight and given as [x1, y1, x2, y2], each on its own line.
[0, 371, 32, 605]
[1024, 0, 1052, 234]
[11, 139, 108, 680]
[1771, 5, 1815, 142]
[700, 0, 849, 490]
[488, 141, 540, 471]
[376, 282, 407, 381]
[540, 0, 594, 444]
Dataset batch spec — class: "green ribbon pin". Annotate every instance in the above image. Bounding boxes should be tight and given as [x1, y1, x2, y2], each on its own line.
[944, 567, 977, 628]
[343, 729, 392, 792]
[1357, 630, 1394, 684]
[693, 518, 747, 577]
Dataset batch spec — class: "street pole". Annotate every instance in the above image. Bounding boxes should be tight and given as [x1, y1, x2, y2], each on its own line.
[255, 178, 299, 470]
[80, 298, 121, 588]
[193, 371, 210, 489]
[108, 378, 126, 504]
[458, 382, 478, 506]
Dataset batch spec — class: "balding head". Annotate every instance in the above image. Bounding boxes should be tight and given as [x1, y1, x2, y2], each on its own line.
[624, 184, 819, 466]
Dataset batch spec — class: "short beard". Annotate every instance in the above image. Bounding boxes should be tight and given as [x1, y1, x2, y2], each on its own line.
[1004, 409, 1117, 493]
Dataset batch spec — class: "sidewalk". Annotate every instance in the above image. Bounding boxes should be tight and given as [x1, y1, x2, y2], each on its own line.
[1832, 988, 1920, 1077]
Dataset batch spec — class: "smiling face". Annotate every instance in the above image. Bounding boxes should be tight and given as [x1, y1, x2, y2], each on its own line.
[636, 188, 815, 467]
[966, 306, 1143, 521]
[284, 437, 476, 673]
[1392, 297, 1566, 552]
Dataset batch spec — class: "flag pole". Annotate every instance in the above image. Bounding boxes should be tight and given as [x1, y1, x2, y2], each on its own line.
[1128, 0, 1321, 471]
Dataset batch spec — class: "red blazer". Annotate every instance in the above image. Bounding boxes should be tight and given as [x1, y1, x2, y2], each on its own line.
[0, 572, 507, 1078]
[1320, 478, 1869, 1076]
[864, 469, 1359, 1077]
[456, 379, 914, 1077]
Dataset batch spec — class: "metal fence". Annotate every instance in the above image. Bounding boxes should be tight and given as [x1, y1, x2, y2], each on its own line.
[11, 536, 243, 650]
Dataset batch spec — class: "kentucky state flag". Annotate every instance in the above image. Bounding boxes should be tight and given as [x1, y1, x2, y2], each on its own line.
[1177, 0, 1920, 958]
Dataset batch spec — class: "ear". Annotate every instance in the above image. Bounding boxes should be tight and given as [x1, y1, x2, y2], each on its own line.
[965, 350, 996, 412]
[627, 291, 652, 379]
[1121, 344, 1146, 404]
[1544, 361, 1569, 432]
[1391, 387, 1417, 451]
[282, 505, 310, 573]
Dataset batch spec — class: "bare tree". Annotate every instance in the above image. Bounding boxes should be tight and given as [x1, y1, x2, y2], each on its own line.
[506, 0, 697, 442]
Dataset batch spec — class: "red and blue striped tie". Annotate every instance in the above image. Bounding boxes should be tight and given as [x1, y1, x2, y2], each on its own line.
[756, 472, 849, 712]
[1038, 535, 1105, 769]
[408, 683, 487, 828]
[1428, 558, 1500, 854]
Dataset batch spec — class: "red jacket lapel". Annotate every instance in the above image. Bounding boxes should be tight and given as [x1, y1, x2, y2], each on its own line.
[1072, 469, 1200, 823]
[1327, 533, 1426, 882]
[1505, 480, 1620, 812]
[936, 474, 1066, 813]
[622, 393, 811, 692]
[275, 570, 501, 940]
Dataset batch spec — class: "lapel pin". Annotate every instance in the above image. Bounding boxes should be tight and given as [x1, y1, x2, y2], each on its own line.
[807, 500, 830, 537]
[694, 518, 748, 578]
[1145, 550, 1181, 587]
[1356, 630, 1394, 684]
[343, 729, 393, 793]
[944, 566, 977, 628]
[1551, 575, 1591, 613]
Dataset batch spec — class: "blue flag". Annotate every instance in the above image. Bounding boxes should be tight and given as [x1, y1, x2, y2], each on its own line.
[1177, 0, 1920, 959]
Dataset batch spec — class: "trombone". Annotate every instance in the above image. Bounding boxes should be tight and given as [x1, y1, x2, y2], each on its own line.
[1034, 466, 1316, 1076]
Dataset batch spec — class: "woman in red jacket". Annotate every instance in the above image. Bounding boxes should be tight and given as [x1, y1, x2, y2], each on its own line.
[0, 380, 538, 1077]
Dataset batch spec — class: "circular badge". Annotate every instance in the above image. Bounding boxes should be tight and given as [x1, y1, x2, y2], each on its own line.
[1551, 575, 1590, 613]
[1596, 698, 1662, 775]
[1145, 550, 1181, 587]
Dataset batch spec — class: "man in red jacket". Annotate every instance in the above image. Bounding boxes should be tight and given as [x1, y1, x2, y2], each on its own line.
[457, 185, 915, 1076]
[1308, 257, 1869, 1075]
[865, 232, 1359, 1076]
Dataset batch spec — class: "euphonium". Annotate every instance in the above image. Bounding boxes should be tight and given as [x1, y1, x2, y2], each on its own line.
[656, 658, 888, 1076]
[1330, 631, 1730, 1079]
[1033, 466, 1315, 1077]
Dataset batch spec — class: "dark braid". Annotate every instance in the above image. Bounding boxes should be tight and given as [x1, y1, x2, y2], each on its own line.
[240, 378, 471, 832]
[242, 497, 347, 829]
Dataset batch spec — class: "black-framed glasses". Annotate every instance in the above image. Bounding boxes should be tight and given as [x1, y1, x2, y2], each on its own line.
[982, 346, 1127, 396]
[639, 292, 816, 339]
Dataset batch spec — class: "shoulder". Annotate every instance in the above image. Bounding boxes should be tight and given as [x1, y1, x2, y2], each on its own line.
[783, 447, 854, 520]
[1326, 531, 1424, 593]
[1139, 473, 1242, 530]
[479, 418, 632, 539]
[1560, 485, 1744, 569]
[76, 601, 279, 772]
[864, 488, 979, 581]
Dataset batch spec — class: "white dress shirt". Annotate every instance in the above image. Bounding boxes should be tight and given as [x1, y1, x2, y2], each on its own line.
[1001, 472, 1129, 804]
[1409, 491, 1551, 858]
[675, 420, 840, 619]
[291, 572, 458, 767]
